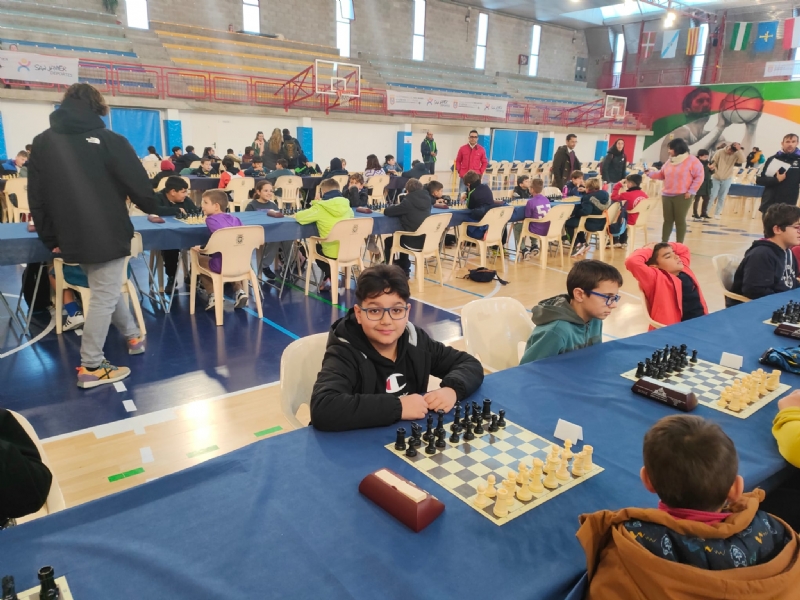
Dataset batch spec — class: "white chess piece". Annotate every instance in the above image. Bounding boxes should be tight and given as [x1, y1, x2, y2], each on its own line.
[563, 439, 574, 461]
[474, 483, 492, 508]
[582, 445, 594, 471]
[529, 458, 545, 494]
[543, 466, 559, 489]
[485, 474, 497, 498]
[493, 488, 509, 517]
[503, 479, 516, 507]
[766, 370, 780, 392]
[516, 476, 533, 501]
[728, 391, 742, 412]
[555, 456, 571, 481]
[571, 450, 586, 477]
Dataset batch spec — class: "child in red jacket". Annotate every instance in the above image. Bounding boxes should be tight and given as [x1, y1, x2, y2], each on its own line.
[611, 173, 647, 247]
[625, 242, 707, 328]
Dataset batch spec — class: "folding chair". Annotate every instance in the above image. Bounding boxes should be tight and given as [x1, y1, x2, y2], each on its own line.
[461, 297, 534, 372]
[389, 213, 451, 293]
[712, 254, 750, 304]
[455, 206, 513, 271]
[189, 225, 265, 326]
[225, 177, 255, 212]
[625, 197, 658, 256]
[279, 332, 328, 428]
[274, 175, 303, 210]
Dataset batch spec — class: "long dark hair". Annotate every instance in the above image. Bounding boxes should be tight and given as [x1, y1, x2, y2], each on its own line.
[366, 154, 381, 171]
[610, 139, 625, 156]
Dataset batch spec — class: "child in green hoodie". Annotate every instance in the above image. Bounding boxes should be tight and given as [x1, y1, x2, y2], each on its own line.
[295, 178, 355, 292]
[519, 260, 623, 365]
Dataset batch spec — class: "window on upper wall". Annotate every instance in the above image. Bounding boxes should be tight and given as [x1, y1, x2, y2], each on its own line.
[529, 24, 541, 76]
[125, 0, 149, 30]
[475, 12, 488, 70]
[690, 22, 709, 86]
[336, 0, 354, 58]
[793, 8, 800, 81]
[242, 0, 260, 34]
[612, 32, 625, 88]
[412, 0, 426, 61]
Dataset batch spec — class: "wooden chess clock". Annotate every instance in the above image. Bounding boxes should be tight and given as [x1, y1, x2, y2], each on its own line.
[359, 468, 444, 532]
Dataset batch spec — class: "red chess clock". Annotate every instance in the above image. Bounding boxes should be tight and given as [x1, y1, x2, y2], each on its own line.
[359, 468, 444, 532]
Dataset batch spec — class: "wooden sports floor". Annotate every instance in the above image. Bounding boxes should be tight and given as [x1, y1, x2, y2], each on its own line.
[12, 202, 764, 511]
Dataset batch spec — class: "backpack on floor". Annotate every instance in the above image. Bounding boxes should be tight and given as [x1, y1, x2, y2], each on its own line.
[462, 267, 509, 285]
[22, 262, 52, 312]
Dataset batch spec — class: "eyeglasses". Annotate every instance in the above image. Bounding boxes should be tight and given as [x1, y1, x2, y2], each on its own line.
[469, 135, 478, 138]
[585, 291, 621, 306]
[358, 305, 409, 321]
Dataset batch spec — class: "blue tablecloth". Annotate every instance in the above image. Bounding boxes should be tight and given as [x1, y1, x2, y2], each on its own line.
[0, 291, 796, 599]
[0, 206, 526, 267]
[729, 183, 764, 198]
[185, 176, 410, 193]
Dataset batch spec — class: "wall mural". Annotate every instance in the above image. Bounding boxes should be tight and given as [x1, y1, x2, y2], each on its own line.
[606, 82, 800, 163]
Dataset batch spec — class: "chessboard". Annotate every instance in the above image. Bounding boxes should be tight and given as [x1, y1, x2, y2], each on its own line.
[18, 576, 73, 599]
[174, 214, 207, 225]
[764, 300, 800, 327]
[385, 407, 602, 526]
[622, 357, 790, 419]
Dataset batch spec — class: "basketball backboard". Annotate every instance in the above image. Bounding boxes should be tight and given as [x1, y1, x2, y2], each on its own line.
[315, 59, 361, 99]
[604, 95, 627, 120]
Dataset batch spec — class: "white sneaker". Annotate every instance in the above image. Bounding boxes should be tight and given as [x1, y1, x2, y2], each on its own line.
[613, 242, 623, 248]
[234, 290, 248, 309]
[206, 294, 216, 311]
[714, 214, 721, 220]
[63, 311, 85, 331]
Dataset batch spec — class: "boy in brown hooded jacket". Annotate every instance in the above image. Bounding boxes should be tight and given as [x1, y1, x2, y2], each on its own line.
[577, 415, 800, 600]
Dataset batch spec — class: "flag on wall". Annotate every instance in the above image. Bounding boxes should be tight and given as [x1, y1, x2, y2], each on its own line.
[686, 27, 700, 55]
[661, 29, 679, 59]
[754, 21, 778, 52]
[640, 31, 656, 59]
[784, 17, 800, 49]
[730, 22, 752, 51]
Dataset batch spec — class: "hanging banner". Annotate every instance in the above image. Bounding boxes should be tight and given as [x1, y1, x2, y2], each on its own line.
[386, 90, 508, 118]
[0, 50, 79, 85]
[764, 61, 800, 78]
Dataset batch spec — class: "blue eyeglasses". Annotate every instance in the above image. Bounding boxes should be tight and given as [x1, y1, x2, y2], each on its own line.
[586, 291, 621, 306]
[357, 305, 410, 321]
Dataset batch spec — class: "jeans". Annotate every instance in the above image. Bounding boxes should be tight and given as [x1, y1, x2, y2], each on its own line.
[261, 241, 293, 271]
[80, 257, 139, 368]
[661, 194, 693, 243]
[710, 177, 734, 217]
[693, 193, 709, 217]
[384, 234, 425, 275]
[425, 161, 435, 175]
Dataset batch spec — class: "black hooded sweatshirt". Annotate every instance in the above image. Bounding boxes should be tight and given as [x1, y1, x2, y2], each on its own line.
[28, 97, 159, 264]
[310, 311, 484, 431]
[384, 189, 433, 232]
[0, 409, 52, 525]
[728, 239, 798, 307]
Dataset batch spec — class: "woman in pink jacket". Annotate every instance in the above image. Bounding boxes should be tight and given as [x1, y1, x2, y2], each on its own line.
[625, 242, 708, 328]
[648, 138, 705, 244]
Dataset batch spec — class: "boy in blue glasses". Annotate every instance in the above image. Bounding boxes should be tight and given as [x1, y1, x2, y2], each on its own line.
[310, 265, 484, 431]
[520, 260, 623, 365]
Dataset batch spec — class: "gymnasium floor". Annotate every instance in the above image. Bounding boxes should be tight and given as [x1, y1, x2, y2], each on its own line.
[0, 204, 764, 510]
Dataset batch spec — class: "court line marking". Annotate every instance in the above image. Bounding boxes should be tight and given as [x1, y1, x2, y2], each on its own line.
[242, 307, 300, 340]
[0, 313, 55, 359]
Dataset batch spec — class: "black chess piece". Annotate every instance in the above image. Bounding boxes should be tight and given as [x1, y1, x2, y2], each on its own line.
[658, 366, 667, 380]
[37, 566, 58, 600]
[409, 423, 422, 447]
[471, 401, 481, 420]
[436, 409, 445, 433]
[424, 433, 437, 454]
[463, 402, 471, 424]
[435, 429, 446, 448]
[474, 417, 484, 434]
[405, 443, 418, 457]
[690, 349, 698, 364]
[681, 353, 689, 368]
[394, 427, 407, 451]
[652, 351, 660, 364]
[680, 343, 687, 354]
[463, 420, 475, 441]
[664, 344, 670, 358]
[497, 410, 506, 428]
[449, 427, 461, 444]
[451, 404, 462, 431]
[423, 414, 434, 442]
[2, 576, 18, 600]
[635, 362, 645, 378]
[482, 398, 492, 421]
[488, 414, 499, 432]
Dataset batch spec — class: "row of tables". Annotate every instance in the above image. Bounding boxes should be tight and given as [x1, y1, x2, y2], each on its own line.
[0, 290, 796, 599]
[184, 175, 410, 194]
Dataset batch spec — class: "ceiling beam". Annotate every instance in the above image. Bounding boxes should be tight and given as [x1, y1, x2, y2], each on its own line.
[634, 0, 717, 24]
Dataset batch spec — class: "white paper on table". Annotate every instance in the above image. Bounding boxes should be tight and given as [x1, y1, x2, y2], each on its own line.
[554, 419, 583, 443]
[720, 352, 744, 370]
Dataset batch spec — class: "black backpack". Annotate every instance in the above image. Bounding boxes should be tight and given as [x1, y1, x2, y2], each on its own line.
[283, 140, 297, 160]
[22, 263, 51, 312]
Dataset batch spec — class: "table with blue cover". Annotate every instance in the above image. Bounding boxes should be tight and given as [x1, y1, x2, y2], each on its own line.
[0, 291, 796, 599]
[185, 176, 410, 193]
[0, 206, 527, 267]
[729, 183, 764, 198]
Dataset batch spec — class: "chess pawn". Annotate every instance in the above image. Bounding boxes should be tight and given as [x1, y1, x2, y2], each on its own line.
[571, 450, 586, 477]
[728, 391, 743, 413]
[485, 474, 497, 498]
[516, 477, 533, 502]
[563, 439, 574, 461]
[529, 469, 545, 494]
[582, 445, 594, 471]
[543, 465, 559, 490]
[759, 378, 768, 397]
[543, 455, 557, 474]
[716, 393, 728, 409]
[503, 478, 516, 507]
[518, 463, 529, 488]
[493, 488, 509, 517]
[555, 456, 571, 481]
[506, 471, 517, 488]
[747, 382, 759, 405]
[550, 444, 562, 460]
[473, 483, 492, 508]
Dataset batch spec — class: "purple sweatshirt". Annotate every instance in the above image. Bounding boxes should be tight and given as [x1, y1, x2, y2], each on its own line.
[525, 194, 551, 235]
[206, 212, 243, 273]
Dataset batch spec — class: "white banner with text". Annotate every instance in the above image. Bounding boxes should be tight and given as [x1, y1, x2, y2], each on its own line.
[764, 61, 800, 78]
[0, 50, 79, 85]
[386, 90, 508, 118]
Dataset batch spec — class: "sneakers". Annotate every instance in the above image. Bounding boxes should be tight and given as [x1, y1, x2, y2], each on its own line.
[613, 242, 623, 248]
[206, 294, 216, 311]
[234, 289, 248, 309]
[714, 214, 721, 220]
[63, 311, 85, 332]
[571, 243, 588, 258]
[127, 336, 146, 355]
[318, 278, 331, 293]
[76, 361, 131, 389]
[531, 248, 540, 258]
[165, 276, 177, 294]
[701, 214, 711, 221]
[262, 267, 276, 281]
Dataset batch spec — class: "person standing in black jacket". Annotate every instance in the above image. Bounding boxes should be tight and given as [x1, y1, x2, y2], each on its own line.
[601, 139, 628, 185]
[310, 265, 484, 431]
[728, 204, 800, 306]
[757, 134, 800, 213]
[551, 134, 581, 190]
[421, 130, 437, 175]
[0, 409, 52, 528]
[383, 179, 432, 276]
[28, 83, 159, 389]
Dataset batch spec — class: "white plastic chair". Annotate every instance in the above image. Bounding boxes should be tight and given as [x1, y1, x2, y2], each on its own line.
[569, 202, 621, 262]
[143, 162, 161, 178]
[624, 197, 658, 256]
[305, 217, 374, 305]
[515, 204, 573, 269]
[456, 206, 513, 271]
[390, 213, 451, 293]
[189, 161, 201, 170]
[331, 175, 350, 191]
[418, 174, 436, 186]
[279, 332, 328, 428]
[225, 177, 255, 212]
[638, 285, 666, 329]
[366, 174, 390, 203]
[189, 225, 265, 326]
[712, 254, 750, 304]
[8, 410, 66, 519]
[53, 233, 146, 336]
[462, 297, 534, 372]
[273, 175, 303, 210]
[4, 178, 29, 222]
